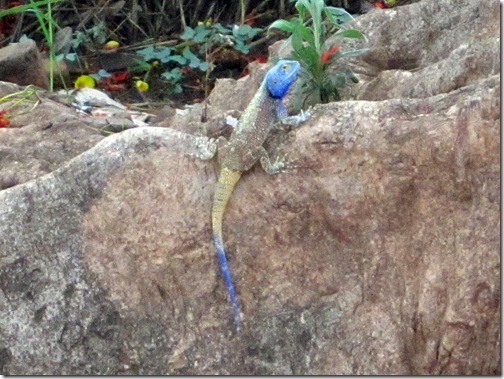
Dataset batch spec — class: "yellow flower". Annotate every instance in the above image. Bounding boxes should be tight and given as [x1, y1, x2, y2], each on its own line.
[135, 80, 149, 92]
[74, 75, 95, 89]
[104, 40, 120, 50]
[197, 18, 213, 27]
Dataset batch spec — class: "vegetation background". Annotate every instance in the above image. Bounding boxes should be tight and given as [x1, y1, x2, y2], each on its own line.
[0, 0, 406, 105]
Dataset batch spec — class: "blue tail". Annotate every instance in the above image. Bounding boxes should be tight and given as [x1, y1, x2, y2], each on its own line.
[213, 235, 240, 331]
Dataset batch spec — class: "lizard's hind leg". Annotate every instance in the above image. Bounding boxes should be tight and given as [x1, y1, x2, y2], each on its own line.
[258, 147, 285, 174]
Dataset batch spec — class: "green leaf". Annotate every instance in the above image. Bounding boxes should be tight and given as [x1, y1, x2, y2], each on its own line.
[309, 0, 325, 20]
[182, 46, 201, 68]
[130, 58, 151, 72]
[297, 0, 324, 32]
[334, 29, 364, 39]
[294, 23, 315, 46]
[157, 47, 172, 62]
[294, 0, 308, 16]
[213, 23, 231, 34]
[291, 30, 304, 57]
[137, 45, 155, 60]
[193, 25, 211, 43]
[233, 40, 250, 54]
[268, 19, 294, 33]
[233, 24, 252, 38]
[162, 67, 183, 82]
[0, 0, 62, 18]
[324, 6, 353, 25]
[199, 61, 209, 71]
[168, 55, 186, 64]
[180, 27, 195, 40]
[295, 42, 320, 69]
[71, 31, 89, 49]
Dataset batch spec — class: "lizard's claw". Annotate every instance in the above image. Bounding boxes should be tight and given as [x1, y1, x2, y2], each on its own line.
[261, 155, 285, 174]
[300, 106, 314, 121]
[298, 109, 309, 122]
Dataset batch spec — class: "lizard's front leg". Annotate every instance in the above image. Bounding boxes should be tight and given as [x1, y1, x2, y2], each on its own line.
[274, 99, 311, 130]
[280, 108, 310, 127]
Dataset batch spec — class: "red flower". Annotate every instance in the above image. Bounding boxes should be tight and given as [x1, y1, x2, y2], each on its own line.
[321, 45, 340, 64]
[374, 1, 386, 9]
[0, 110, 10, 128]
[111, 71, 128, 82]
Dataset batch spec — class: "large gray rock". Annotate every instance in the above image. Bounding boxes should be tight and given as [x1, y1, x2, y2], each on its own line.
[0, 0, 499, 374]
[0, 39, 49, 89]
[345, 0, 499, 100]
[0, 83, 105, 189]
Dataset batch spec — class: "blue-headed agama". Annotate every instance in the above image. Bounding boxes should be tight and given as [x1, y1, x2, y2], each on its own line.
[203, 60, 309, 332]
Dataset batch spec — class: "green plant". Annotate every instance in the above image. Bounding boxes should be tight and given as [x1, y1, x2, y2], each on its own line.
[0, 0, 64, 92]
[135, 45, 190, 94]
[181, 22, 261, 56]
[269, 0, 367, 104]
[136, 22, 262, 95]
[181, 22, 262, 96]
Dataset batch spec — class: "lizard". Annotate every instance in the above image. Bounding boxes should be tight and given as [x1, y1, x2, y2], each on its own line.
[209, 59, 309, 332]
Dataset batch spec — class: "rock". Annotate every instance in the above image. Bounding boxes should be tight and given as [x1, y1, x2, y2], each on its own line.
[0, 85, 105, 188]
[273, 0, 498, 103]
[0, 0, 500, 375]
[343, 0, 499, 100]
[0, 75, 498, 375]
[0, 39, 49, 89]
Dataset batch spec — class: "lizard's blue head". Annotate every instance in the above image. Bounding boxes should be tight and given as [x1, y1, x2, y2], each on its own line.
[264, 60, 301, 99]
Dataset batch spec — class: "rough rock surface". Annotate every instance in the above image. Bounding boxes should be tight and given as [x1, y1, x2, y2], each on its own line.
[0, 39, 49, 89]
[345, 0, 499, 101]
[0, 0, 500, 375]
[0, 82, 105, 189]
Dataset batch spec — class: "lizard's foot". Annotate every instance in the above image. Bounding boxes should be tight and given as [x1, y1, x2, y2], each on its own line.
[194, 136, 227, 161]
[260, 155, 285, 174]
[194, 137, 217, 160]
[280, 108, 311, 127]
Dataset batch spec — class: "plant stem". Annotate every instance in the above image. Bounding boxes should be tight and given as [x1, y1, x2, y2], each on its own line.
[47, 1, 54, 91]
[239, 0, 245, 25]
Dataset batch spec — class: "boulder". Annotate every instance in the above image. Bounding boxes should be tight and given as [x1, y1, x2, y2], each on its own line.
[0, 82, 105, 188]
[0, 39, 49, 89]
[345, 0, 499, 100]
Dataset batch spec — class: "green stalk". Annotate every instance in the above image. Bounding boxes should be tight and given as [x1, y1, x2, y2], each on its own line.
[0, 0, 61, 18]
[28, 0, 59, 91]
[47, 1, 55, 91]
[311, 7, 321, 56]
